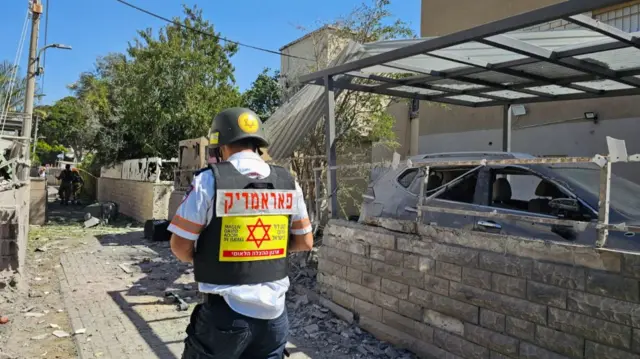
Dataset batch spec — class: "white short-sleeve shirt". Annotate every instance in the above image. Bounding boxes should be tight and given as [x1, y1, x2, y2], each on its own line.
[167, 151, 312, 320]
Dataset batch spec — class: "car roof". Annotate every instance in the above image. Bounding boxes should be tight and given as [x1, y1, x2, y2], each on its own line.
[409, 151, 536, 164]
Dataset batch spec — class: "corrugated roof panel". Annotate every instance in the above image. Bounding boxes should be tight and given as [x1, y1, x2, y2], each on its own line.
[511, 62, 587, 78]
[483, 90, 537, 99]
[428, 79, 487, 91]
[393, 86, 443, 95]
[525, 85, 585, 95]
[575, 47, 640, 70]
[445, 95, 493, 103]
[265, 41, 363, 159]
[574, 79, 635, 90]
[466, 71, 533, 84]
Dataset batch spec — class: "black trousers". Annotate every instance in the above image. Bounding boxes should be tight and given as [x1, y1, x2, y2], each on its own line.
[182, 295, 289, 359]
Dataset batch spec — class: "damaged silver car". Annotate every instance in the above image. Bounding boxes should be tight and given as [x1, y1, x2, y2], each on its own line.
[361, 152, 640, 251]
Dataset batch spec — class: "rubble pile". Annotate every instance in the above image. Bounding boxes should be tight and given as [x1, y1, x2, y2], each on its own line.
[287, 249, 417, 359]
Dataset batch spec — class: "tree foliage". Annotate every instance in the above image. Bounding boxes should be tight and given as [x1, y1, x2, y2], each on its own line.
[38, 96, 97, 162]
[242, 68, 282, 120]
[0, 60, 26, 113]
[285, 0, 416, 218]
[37, 5, 244, 168]
[110, 5, 242, 161]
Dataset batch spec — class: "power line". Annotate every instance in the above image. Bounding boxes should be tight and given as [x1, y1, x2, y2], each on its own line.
[114, 0, 314, 61]
[39, 0, 50, 103]
[1, 3, 30, 132]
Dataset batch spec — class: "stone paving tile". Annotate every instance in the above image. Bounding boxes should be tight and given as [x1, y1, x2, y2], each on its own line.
[58, 243, 314, 359]
[59, 250, 190, 359]
[55, 231, 326, 359]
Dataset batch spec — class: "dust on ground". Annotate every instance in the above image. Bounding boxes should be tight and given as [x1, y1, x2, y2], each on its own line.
[0, 198, 140, 359]
[1, 192, 417, 359]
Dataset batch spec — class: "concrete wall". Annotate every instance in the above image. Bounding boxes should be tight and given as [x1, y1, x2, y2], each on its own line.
[317, 218, 640, 359]
[97, 178, 173, 222]
[418, 116, 640, 183]
[280, 27, 345, 91]
[29, 178, 47, 225]
[0, 186, 29, 274]
[168, 191, 184, 220]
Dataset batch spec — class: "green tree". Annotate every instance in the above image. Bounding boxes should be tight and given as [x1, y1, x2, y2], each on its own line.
[0, 60, 26, 113]
[39, 96, 96, 161]
[110, 5, 242, 160]
[67, 53, 127, 167]
[242, 68, 282, 120]
[31, 139, 66, 166]
[285, 0, 416, 218]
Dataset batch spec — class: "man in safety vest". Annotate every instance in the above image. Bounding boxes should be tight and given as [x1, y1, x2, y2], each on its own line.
[167, 107, 314, 359]
[56, 164, 73, 205]
[70, 168, 84, 205]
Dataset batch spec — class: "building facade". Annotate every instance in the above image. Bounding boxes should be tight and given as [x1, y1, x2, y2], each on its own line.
[417, 0, 640, 181]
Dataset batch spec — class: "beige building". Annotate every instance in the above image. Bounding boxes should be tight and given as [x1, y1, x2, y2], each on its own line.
[278, 27, 414, 160]
[416, 0, 640, 181]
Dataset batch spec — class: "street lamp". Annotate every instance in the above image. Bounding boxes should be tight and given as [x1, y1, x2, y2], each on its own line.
[35, 43, 72, 76]
[29, 43, 72, 157]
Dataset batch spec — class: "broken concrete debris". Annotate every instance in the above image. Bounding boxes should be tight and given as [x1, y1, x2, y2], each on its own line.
[83, 217, 100, 228]
[30, 334, 48, 341]
[52, 330, 70, 338]
[24, 312, 44, 318]
[287, 267, 417, 359]
[118, 263, 133, 274]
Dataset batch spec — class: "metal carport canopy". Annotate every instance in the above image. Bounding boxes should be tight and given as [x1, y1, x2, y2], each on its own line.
[298, 0, 640, 107]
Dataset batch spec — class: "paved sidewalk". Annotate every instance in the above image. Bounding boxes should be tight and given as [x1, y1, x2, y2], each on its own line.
[56, 229, 416, 359]
[57, 231, 320, 359]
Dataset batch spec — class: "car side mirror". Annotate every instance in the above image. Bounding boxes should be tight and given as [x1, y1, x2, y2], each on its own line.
[549, 198, 580, 212]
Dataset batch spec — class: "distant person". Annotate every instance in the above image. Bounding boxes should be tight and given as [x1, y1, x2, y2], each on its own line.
[56, 164, 73, 205]
[38, 166, 46, 178]
[70, 168, 84, 205]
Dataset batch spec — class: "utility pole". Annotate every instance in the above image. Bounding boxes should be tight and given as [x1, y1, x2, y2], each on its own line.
[23, 0, 42, 178]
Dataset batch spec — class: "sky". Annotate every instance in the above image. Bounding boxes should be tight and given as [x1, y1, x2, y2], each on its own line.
[1, 0, 420, 106]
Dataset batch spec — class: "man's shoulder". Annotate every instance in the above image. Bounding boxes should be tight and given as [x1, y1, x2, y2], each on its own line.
[191, 167, 215, 191]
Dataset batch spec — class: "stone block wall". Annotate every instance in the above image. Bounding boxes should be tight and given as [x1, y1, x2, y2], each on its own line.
[168, 191, 185, 220]
[0, 186, 29, 274]
[317, 219, 640, 359]
[97, 178, 173, 222]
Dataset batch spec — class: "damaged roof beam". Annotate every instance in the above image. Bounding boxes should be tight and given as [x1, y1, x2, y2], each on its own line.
[342, 71, 513, 102]
[298, 0, 631, 82]
[426, 51, 601, 97]
[469, 87, 640, 107]
[479, 35, 640, 88]
[565, 14, 640, 50]
[376, 38, 639, 91]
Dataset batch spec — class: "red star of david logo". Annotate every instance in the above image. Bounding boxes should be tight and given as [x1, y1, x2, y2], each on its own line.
[246, 218, 271, 248]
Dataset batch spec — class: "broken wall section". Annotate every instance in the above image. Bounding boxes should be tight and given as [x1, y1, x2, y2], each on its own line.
[98, 158, 174, 222]
[318, 219, 640, 359]
[0, 186, 29, 277]
[169, 137, 208, 218]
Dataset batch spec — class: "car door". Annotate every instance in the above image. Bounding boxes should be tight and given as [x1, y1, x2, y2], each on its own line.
[403, 166, 480, 231]
[472, 166, 596, 243]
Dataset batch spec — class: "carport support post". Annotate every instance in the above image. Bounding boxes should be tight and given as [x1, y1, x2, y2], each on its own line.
[324, 75, 338, 219]
[596, 160, 612, 248]
[314, 168, 322, 225]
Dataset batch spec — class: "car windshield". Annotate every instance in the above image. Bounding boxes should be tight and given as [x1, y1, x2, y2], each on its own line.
[549, 164, 640, 218]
